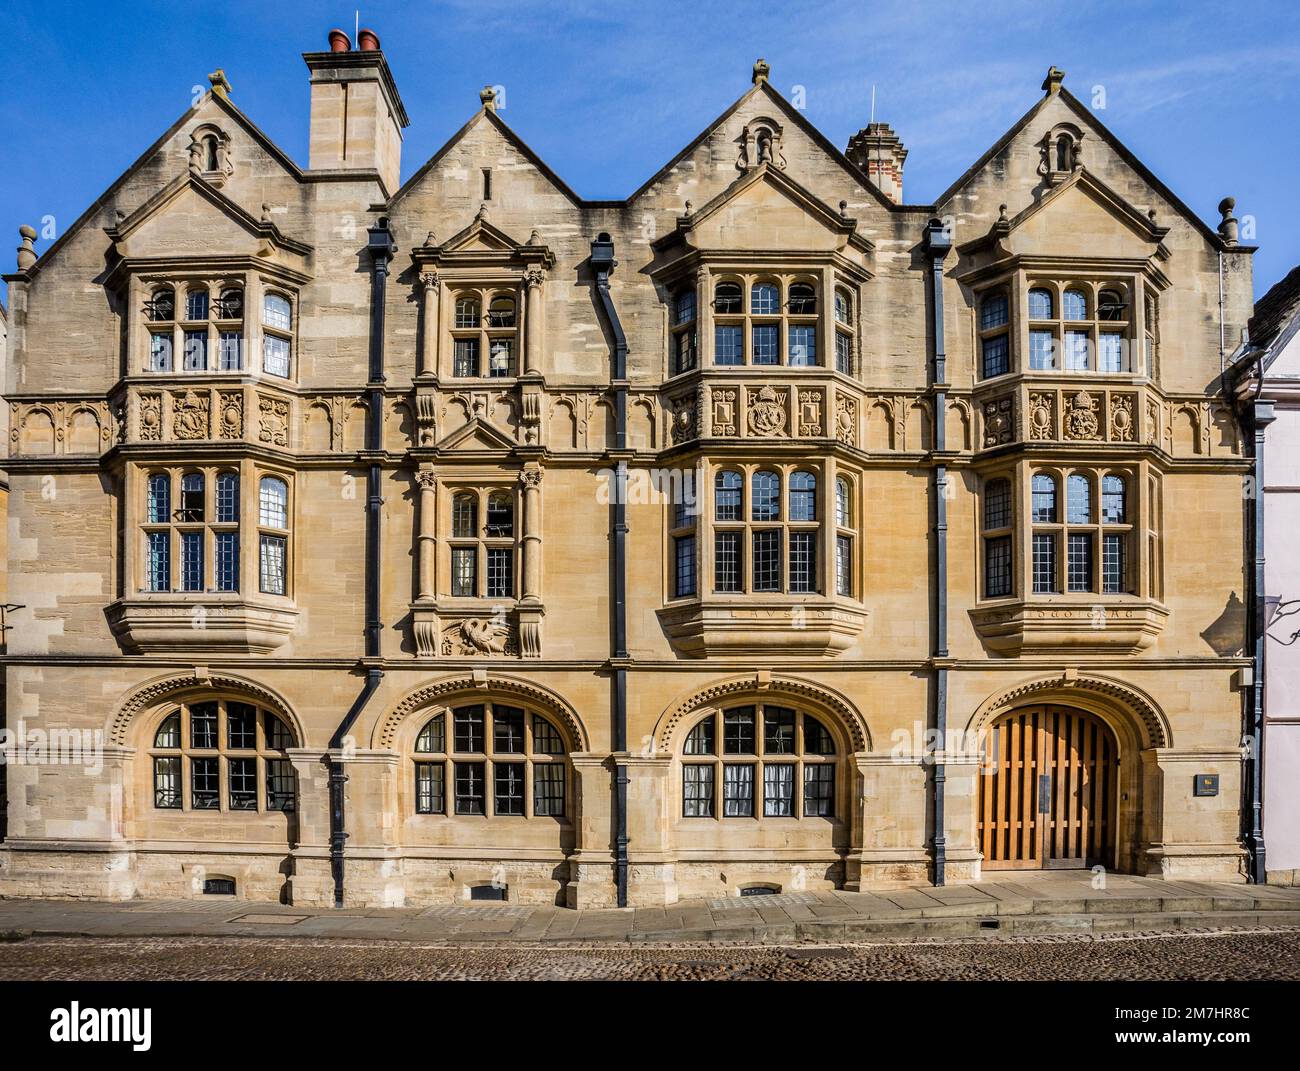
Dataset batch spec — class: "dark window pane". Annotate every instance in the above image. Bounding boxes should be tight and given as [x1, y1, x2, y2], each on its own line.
[714, 532, 742, 593]
[154, 711, 180, 749]
[533, 716, 565, 756]
[453, 338, 479, 377]
[803, 765, 835, 817]
[985, 536, 1013, 598]
[227, 702, 257, 749]
[494, 762, 525, 815]
[452, 494, 476, 537]
[147, 474, 170, 523]
[228, 757, 258, 810]
[453, 707, 485, 753]
[723, 708, 756, 754]
[752, 530, 781, 592]
[803, 716, 836, 755]
[836, 535, 852, 596]
[493, 706, 525, 754]
[980, 292, 1009, 330]
[684, 718, 715, 756]
[533, 763, 565, 816]
[183, 330, 208, 371]
[674, 535, 696, 597]
[486, 493, 513, 536]
[714, 283, 742, 314]
[486, 548, 513, 599]
[191, 757, 219, 809]
[190, 702, 218, 749]
[265, 714, 294, 750]
[673, 288, 696, 325]
[981, 333, 1009, 378]
[180, 531, 203, 592]
[454, 762, 486, 814]
[147, 531, 170, 592]
[788, 283, 816, 314]
[984, 478, 1011, 530]
[215, 532, 239, 592]
[1103, 533, 1127, 594]
[180, 472, 205, 522]
[763, 707, 795, 754]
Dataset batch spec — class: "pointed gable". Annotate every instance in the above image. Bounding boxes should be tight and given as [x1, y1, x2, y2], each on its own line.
[436, 417, 518, 453]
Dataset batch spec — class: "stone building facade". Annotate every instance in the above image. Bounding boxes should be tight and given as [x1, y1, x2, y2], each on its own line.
[0, 35, 1258, 908]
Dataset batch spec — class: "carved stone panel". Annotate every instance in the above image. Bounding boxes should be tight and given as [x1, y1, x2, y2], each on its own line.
[982, 395, 1015, 447]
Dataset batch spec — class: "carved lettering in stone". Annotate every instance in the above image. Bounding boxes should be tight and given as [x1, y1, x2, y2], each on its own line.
[171, 390, 209, 440]
[747, 385, 787, 437]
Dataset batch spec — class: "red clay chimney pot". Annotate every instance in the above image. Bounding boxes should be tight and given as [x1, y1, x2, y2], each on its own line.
[328, 28, 351, 52]
[357, 28, 380, 51]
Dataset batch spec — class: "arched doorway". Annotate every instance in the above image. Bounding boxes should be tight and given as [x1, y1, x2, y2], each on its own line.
[979, 705, 1118, 870]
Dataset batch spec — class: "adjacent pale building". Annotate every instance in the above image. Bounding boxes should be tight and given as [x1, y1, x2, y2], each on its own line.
[0, 34, 1259, 907]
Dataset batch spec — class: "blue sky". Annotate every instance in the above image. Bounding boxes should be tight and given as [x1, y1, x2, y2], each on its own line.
[4, 0, 1298, 297]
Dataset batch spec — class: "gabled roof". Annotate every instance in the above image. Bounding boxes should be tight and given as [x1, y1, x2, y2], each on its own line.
[651, 161, 872, 253]
[411, 206, 556, 271]
[387, 107, 584, 210]
[626, 79, 901, 211]
[957, 167, 1170, 257]
[935, 79, 1238, 251]
[105, 171, 312, 256]
[7, 90, 305, 282]
[435, 417, 518, 453]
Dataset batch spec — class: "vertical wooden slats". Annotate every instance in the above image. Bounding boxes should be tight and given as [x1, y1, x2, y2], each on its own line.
[979, 704, 1117, 870]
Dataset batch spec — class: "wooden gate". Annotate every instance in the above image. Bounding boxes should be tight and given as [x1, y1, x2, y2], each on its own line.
[978, 706, 1117, 870]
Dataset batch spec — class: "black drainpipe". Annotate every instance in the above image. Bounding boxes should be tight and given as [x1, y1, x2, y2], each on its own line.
[590, 232, 630, 907]
[327, 217, 395, 907]
[1243, 386, 1273, 883]
[923, 218, 952, 886]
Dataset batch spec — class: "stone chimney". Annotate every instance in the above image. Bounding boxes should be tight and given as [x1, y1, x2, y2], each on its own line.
[846, 122, 908, 205]
[303, 28, 410, 195]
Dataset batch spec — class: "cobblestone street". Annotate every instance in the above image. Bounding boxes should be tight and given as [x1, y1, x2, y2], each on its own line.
[2, 928, 1298, 981]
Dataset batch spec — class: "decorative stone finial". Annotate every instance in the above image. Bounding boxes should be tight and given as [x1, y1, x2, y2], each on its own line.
[1218, 197, 1239, 246]
[16, 224, 37, 270]
[208, 68, 233, 99]
[476, 202, 489, 221]
[998, 203, 1008, 222]
[424, 230, 437, 248]
[480, 85, 497, 112]
[752, 58, 770, 85]
[684, 200, 693, 216]
[261, 203, 272, 223]
[839, 200, 848, 217]
[527, 229, 541, 246]
[1042, 66, 1065, 94]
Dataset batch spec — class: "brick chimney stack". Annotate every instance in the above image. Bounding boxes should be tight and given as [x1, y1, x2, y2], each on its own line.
[303, 28, 410, 195]
[847, 122, 908, 205]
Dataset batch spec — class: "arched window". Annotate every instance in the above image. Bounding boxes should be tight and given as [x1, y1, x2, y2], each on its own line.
[788, 471, 817, 521]
[751, 281, 780, 315]
[1031, 473, 1059, 594]
[751, 470, 780, 521]
[715, 470, 742, 522]
[185, 288, 209, 322]
[1098, 289, 1125, 322]
[412, 704, 568, 817]
[216, 288, 243, 320]
[833, 288, 855, 375]
[150, 699, 296, 813]
[834, 477, 855, 597]
[216, 472, 239, 523]
[179, 472, 205, 522]
[788, 283, 816, 315]
[1031, 474, 1057, 522]
[680, 705, 837, 818]
[448, 488, 517, 599]
[142, 468, 247, 594]
[1028, 288, 1054, 319]
[714, 282, 742, 314]
[982, 476, 1013, 598]
[1066, 474, 1092, 525]
[148, 287, 175, 323]
[979, 290, 1010, 378]
[487, 295, 516, 328]
[262, 293, 293, 377]
[452, 492, 476, 538]
[258, 476, 289, 595]
[1055, 135, 1072, 172]
[834, 289, 851, 326]
[147, 473, 171, 523]
[1101, 475, 1126, 524]
[1101, 475, 1131, 594]
[204, 135, 220, 172]
[1063, 289, 1088, 321]
[671, 286, 697, 374]
[454, 296, 481, 329]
